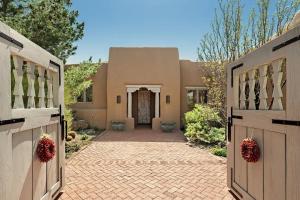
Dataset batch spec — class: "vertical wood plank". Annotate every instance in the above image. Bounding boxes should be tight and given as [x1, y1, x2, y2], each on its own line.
[0, 44, 12, 119]
[0, 128, 13, 200]
[12, 130, 32, 200]
[46, 70, 54, 108]
[271, 59, 283, 110]
[247, 128, 263, 200]
[286, 127, 300, 200]
[264, 130, 285, 200]
[52, 71, 59, 108]
[239, 73, 247, 110]
[47, 124, 59, 192]
[32, 127, 47, 200]
[234, 125, 247, 190]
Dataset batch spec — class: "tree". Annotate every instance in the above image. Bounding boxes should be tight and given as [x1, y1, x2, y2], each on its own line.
[198, 0, 300, 124]
[64, 58, 100, 130]
[0, 0, 84, 62]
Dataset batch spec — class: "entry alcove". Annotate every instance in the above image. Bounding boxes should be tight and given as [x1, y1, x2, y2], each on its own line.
[132, 87, 155, 127]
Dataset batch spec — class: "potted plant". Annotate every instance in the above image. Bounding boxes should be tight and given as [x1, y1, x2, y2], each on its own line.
[111, 121, 125, 131]
[160, 122, 176, 132]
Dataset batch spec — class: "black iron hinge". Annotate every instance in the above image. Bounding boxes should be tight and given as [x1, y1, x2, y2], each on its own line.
[0, 31, 23, 48]
[227, 116, 232, 142]
[273, 34, 300, 52]
[0, 117, 25, 126]
[64, 120, 68, 141]
[231, 63, 243, 87]
[227, 107, 243, 142]
[272, 119, 300, 127]
[60, 115, 65, 141]
[50, 60, 61, 86]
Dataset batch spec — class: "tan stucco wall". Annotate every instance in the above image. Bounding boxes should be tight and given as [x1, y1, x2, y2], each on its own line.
[107, 47, 181, 130]
[180, 60, 206, 124]
[71, 63, 108, 129]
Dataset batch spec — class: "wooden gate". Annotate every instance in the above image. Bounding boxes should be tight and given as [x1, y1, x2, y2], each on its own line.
[227, 20, 300, 200]
[0, 21, 65, 200]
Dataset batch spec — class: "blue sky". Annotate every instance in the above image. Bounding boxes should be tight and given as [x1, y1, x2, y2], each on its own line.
[67, 0, 257, 64]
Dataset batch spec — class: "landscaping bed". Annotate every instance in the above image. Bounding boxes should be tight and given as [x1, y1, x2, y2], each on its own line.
[65, 128, 104, 159]
[184, 104, 227, 157]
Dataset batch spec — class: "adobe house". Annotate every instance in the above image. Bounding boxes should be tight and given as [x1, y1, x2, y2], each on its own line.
[70, 47, 208, 130]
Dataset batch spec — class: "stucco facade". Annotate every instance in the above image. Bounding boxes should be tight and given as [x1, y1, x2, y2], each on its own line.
[71, 47, 207, 130]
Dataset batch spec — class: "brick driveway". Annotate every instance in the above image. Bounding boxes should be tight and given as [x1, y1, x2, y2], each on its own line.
[60, 129, 233, 200]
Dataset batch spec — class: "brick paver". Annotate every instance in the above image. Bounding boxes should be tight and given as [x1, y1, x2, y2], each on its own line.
[60, 129, 234, 200]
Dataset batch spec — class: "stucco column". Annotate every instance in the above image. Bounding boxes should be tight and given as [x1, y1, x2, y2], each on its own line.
[155, 91, 159, 118]
[128, 91, 132, 118]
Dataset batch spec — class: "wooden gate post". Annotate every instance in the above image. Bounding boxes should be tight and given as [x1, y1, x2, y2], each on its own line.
[0, 28, 13, 200]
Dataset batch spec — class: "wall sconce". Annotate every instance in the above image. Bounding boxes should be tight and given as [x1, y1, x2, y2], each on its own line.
[166, 95, 170, 104]
[117, 95, 121, 104]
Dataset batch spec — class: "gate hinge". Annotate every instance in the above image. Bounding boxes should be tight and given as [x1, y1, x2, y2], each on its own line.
[60, 115, 65, 141]
[227, 107, 243, 142]
[227, 116, 232, 142]
[272, 119, 300, 127]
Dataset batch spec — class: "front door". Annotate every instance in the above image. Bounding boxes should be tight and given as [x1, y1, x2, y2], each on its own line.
[138, 90, 151, 124]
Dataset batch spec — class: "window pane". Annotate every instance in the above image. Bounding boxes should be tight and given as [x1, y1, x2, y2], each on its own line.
[77, 93, 84, 102]
[187, 90, 195, 109]
[199, 90, 208, 104]
[86, 85, 93, 102]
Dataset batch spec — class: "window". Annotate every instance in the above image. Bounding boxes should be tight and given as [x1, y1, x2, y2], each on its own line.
[186, 87, 208, 109]
[77, 85, 93, 102]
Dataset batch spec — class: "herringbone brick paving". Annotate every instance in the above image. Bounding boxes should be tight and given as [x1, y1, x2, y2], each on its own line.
[60, 129, 234, 200]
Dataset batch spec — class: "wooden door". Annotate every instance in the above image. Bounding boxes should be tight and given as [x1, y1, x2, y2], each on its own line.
[138, 90, 151, 124]
[227, 24, 300, 200]
[132, 91, 138, 127]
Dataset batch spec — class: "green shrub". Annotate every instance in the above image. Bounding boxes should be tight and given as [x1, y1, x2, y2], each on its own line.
[184, 104, 225, 144]
[81, 134, 89, 140]
[65, 141, 80, 154]
[211, 147, 227, 157]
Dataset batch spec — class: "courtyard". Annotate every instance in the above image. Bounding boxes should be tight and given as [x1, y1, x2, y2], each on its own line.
[60, 129, 233, 200]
